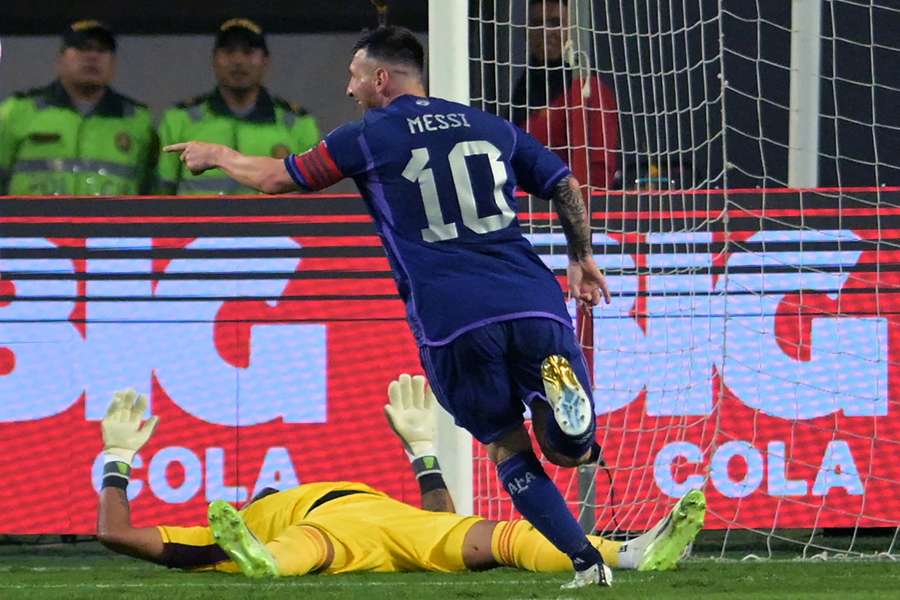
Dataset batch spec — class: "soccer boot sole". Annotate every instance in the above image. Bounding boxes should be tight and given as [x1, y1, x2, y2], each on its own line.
[541, 355, 593, 437]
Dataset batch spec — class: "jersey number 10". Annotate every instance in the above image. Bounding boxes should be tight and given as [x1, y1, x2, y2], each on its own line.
[402, 140, 516, 242]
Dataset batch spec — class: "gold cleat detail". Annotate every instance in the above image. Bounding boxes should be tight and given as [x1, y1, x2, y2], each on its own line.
[541, 355, 593, 437]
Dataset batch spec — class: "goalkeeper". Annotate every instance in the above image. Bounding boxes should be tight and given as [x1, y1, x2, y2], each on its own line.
[97, 378, 705, 579]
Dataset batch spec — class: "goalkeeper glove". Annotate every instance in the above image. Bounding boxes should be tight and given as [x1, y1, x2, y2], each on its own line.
[384, 374, 436, 459]
[101, 389, 159, 466]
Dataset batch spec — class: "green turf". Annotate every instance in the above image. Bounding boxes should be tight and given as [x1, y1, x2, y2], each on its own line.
[0, 543, 896, 599]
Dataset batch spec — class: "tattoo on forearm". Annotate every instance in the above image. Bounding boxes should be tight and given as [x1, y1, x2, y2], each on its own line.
[552, 177, 592, 260]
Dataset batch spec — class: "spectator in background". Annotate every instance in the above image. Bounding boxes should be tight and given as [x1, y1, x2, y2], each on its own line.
[0, 20, 157, 195]
[157, 18, 320, 195]
[511, 0, 618, 189]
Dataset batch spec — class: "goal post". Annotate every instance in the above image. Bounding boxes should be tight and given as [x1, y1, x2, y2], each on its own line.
[427, 0, 475, 516]
[788, 0, 822, 187]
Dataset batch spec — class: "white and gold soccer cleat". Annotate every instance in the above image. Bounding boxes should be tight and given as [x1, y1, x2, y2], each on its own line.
[561, 562, 613, 589]
[541, 355, 593, 437]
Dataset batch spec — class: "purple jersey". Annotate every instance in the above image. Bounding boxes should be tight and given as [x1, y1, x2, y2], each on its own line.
[286, 95, 572, 346]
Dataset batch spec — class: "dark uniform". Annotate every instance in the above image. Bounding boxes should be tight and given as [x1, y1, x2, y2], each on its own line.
[0, 22, 156, 195]
[156, 17, 321, 195]
[156, 89, 319, 195]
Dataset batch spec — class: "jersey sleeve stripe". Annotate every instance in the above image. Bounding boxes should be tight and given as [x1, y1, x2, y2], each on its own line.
[300, 150, 325, 189]
[304, 151, 331, 188]
[540, 165, 571, 198]
[292, 142, 344, 190]
[309, 146, 343, 188]
[317, 143, 343, 180]
[505, 120, 519, 156]
[284, 155, 312, 190]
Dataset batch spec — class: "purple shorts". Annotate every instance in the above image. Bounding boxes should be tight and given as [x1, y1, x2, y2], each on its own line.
[420, 317, 595, 456]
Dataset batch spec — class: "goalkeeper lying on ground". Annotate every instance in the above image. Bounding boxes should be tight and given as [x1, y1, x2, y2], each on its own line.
[96, 376, 705, 581]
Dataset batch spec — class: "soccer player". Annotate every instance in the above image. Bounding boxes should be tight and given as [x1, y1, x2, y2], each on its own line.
[95, 380, 706, 579]
[164, 26, 615, 588]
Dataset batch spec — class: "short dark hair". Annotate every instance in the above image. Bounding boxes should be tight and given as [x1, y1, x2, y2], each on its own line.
[351, 26, 424, 74]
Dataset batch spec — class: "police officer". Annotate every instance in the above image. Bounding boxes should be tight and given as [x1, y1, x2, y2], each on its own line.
[157, 18, 321, 195]
[0, 20, 157, 195]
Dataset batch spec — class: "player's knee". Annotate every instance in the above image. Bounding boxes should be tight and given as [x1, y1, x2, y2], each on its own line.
[487, 427, 532, 463]
[540, 447, 582, 468]
[461, 520, 500, 571]
[534, 434, 595, 467]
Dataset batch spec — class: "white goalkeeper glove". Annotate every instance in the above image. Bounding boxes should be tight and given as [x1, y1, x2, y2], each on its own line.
[384, 374, 436, 459]
[101, 389, 159, 466]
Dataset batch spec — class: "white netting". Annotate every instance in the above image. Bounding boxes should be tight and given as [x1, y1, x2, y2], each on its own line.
[466, 0, 900, 558]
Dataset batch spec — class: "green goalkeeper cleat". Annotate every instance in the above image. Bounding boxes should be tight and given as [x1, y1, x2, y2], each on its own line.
[637, 489, 706, 572]
[208, 500, 279, 578]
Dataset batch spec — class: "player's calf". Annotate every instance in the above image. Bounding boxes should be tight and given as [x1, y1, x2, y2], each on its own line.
[532, 401, 602, 467]
[493, 447, 609, 585]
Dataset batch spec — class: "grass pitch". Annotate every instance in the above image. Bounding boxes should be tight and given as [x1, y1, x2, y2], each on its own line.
[0, 542, 896, 599]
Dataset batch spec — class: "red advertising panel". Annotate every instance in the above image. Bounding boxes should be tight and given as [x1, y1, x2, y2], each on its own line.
[0, 190, 898, 533]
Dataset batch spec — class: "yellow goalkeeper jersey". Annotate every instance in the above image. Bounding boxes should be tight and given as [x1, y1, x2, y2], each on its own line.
[157, 481, 482, 574]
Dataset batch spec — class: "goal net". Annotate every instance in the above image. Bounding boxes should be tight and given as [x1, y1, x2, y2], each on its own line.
[465, 0, 900, 558]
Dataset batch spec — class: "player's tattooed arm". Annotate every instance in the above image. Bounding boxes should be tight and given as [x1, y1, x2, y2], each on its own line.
[551, 176, 612, 305]
[551, 176, 592, 261]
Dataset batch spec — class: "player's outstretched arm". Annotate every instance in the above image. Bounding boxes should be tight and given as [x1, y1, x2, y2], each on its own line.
[384, 374, 456, 513]
[163, 141, 298, 194]
[96, 389, 165, 563]
[550, 176, 611, 306]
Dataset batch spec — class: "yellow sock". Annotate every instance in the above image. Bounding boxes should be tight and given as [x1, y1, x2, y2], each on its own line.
[266, 525, 331, 576]
[490, 520, 622, 572]
[588, 532, 621, 568]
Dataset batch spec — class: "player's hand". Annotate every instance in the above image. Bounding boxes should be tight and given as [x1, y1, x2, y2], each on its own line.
[384, 374, 436, 457]
[163, 141, 226, 176]
[101, 389, 159, 465]
[568, 256, 611, 306]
